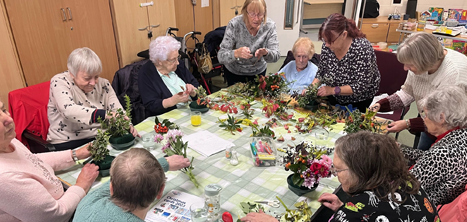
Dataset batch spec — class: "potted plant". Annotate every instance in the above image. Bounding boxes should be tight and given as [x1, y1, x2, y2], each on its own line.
[190, 86, 210, 113]
[87, 129, 114, 177]
[100, 95, 135, 150]
[283, 142, 332, 196]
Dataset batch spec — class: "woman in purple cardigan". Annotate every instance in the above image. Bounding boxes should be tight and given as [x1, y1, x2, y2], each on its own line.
[138, 36, 199, 117]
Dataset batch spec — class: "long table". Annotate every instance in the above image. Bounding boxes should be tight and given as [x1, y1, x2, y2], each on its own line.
[56, 96, 345, 220]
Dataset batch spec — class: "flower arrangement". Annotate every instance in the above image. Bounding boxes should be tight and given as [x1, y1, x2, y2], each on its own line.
[283, 142, 332, 188]
[87, 129, 110, 162]
[99, 95, 132, 138]
[154, 129, 200, 188]
[254, 72, 289, 98]
[291, 84, 323, 108]
[154, 117, 179, 134]
[343, 108, 386, 134]
[194, 86, 210, 106]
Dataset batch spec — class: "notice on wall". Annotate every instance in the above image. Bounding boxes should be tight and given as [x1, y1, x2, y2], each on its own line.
[201, 0, 209, 7]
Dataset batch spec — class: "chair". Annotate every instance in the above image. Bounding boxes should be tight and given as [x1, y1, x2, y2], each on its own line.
[8, 81, 55, 153]
[279, 50, 321, 70]
[374, 50, 409, 140]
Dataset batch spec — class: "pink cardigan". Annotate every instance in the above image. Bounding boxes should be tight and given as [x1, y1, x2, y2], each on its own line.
[0, 139, 86, 222]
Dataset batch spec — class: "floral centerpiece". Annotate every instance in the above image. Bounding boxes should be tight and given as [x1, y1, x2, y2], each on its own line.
[291, 84, 322, 108]
[154, 129, 200, 188]
[253, 72, 289, 98]
[283, 142, 332, 194]
[343, 108, 386, 134]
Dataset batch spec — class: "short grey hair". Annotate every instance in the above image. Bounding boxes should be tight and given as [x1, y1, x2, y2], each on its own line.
[149, 36, 181, 64]
[110, 148, 166, 212]
[397, 32, 444, 72]
[420, 85, 467, 129]
[67, 47, 102, 76]
[292, 37, 315, 58]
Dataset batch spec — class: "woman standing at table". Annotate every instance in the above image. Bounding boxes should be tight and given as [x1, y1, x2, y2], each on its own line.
[139, 36, 199, 116]
[218, 0, 280, 86]
[0, 99, 99, 222]
[370, 32, 467, 151]
[308, 13, 380, 112]
[241, 132, 439, 222]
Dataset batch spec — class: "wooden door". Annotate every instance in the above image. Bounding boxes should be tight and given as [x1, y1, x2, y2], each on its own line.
[147, 0, 177, 39]
[67, 0, 119, 82]
[174, 0, 213, 50]
[0, 0, 25, 104]
[219, 0, 241, 27]
[110, 0, 151, 68]
[5, 0, 71, 86]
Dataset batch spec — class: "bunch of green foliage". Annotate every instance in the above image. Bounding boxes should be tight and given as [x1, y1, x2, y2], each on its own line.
[293, 84, 320, 108]
[87, 129, 110, 162]
[218, 114, 243, 135]
[99, 95, 132, 137]
[343, 108, 386, 134]
[252, 125, 276, 139]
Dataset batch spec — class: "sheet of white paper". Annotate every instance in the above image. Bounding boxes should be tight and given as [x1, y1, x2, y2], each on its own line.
[201, 0, 209, 7]
[370, 94, 394, 115]
[183, 130, 234, 157]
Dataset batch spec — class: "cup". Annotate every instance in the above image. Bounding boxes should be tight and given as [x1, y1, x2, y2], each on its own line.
[191, 111, 201, 126]
[314, 128, 329, 148]
[190, 201, 208, 222]
[141, 132, 156, 150]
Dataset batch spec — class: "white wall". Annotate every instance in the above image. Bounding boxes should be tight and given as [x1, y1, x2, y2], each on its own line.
[377, 0, 467, 17]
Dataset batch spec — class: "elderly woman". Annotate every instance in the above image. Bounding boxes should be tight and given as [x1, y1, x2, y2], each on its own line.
[278, 37, 318, 94]
[138, 36, 200, 116]
[370, 32, 467, 151]
[74, 148, 190, 221]
[218, 0, 280, 86]
[0, 99, 99, 221]
[241, 132, 439, 222]
[48, 47, 138, 151]
[308, 13, 380, 112]
[401, 85, 467, 206]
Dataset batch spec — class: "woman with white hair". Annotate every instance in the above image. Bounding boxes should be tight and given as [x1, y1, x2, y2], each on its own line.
[138, 36, 199, 116]
[218, 0, 280, 86]
[402, 85, 467, 206]
[48, 47, 138, 151]
[278, 37, 318, 94]
[370, 32, 467, 150]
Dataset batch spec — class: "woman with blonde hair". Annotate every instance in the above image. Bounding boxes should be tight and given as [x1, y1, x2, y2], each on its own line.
[279, 37, 318, 93]
[370, 32, 467, 150]
[218, 0, 280, 86]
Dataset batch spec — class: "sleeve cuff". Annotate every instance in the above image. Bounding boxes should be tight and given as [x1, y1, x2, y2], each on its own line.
[408, 117, 425, 133]
[91, 109, 106, 123]
[377, 98, 391, 112]
[157, 157, 170, 172]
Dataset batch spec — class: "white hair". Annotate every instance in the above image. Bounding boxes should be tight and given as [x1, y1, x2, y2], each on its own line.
[67, 47, 102, 76]
[149, 36, 181, 64]
[420, 85, 467, 129]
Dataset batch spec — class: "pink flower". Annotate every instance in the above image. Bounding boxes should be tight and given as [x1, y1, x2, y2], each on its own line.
[162, 143, 170, 152]
[154, 134, 164, 143]
[319, 155, 332, 168]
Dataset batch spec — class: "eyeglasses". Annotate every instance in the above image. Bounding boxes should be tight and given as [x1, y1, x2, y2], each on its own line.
[330, 164, 348, 177]
[322, 31, 344, 45]
[247, 11, 264, 19]
[295, 55, 309, 61]
[167, 55, 181, 64]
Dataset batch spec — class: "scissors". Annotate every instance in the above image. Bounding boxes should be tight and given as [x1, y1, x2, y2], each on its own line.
[254, 200, 280, 208]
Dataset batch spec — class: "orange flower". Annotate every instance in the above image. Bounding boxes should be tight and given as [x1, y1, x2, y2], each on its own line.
[271, 85, 279, 90]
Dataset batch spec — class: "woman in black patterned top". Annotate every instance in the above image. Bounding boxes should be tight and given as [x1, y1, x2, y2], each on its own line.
[309, 13, 380, 112]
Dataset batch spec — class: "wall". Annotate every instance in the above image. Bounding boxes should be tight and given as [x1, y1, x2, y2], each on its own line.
[377, 0, 467, 17]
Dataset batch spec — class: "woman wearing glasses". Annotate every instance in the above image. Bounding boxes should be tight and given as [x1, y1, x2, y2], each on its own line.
[401, 86, 467, 207]
[218, 0, 280, 86]
[278, 37, 318, 94]
[241, 131, 438, 222]
[308, 13, 380, 112]
[138, 36, 199, 116]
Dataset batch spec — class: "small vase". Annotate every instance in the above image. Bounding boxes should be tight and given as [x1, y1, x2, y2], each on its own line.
[287, 174, 318, 196]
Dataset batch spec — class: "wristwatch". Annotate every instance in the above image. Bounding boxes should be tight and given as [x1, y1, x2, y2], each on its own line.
[334, 86, 341, 95]
[72, 150, 79, 162]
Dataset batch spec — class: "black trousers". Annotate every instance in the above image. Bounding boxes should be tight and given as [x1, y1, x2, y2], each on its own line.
[327, 96, 373, 113]
[224, 67, 266, 86]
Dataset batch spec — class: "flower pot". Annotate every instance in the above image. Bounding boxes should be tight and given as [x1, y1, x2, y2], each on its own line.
[287, 174, 318, 196]
[91, 155, 115, 177]
[109, 133, 135, 150]
[189, 101, 209, 113]
[304, 100, 319, 111]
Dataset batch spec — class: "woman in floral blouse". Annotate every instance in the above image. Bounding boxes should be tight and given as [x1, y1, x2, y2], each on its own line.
[309, 13, 380, 112]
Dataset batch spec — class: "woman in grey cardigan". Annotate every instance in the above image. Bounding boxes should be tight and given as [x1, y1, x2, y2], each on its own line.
[218, 0, 280, 86]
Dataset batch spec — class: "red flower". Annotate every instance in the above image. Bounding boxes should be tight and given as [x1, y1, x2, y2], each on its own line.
[236, 128, 242, 132]
[271, 85, 279, 91]
[310, 162, 323, 175]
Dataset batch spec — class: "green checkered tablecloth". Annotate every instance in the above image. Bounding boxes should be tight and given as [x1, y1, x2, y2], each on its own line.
[56, 97, 346, 219]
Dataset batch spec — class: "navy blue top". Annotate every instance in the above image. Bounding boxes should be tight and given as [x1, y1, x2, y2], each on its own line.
[138, 60, 199, 117]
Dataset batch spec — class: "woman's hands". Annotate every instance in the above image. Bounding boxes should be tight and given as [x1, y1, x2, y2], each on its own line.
[75, 145, 92, 160]
[166, 155, 191, 171]
[386, 120, 408, 133]
[75, 163, 99, 193]
[369, 103, 381, 112]
[234, 47, 253, 60]
[255, 48, 268, 59]
[185, 84, 197, 97]
[317, 86, 335, 97]
[318, 193, 344, 212]
[240, 210, 277, 222]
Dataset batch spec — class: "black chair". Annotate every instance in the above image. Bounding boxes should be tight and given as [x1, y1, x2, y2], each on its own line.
[279, 50, 321, 71]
